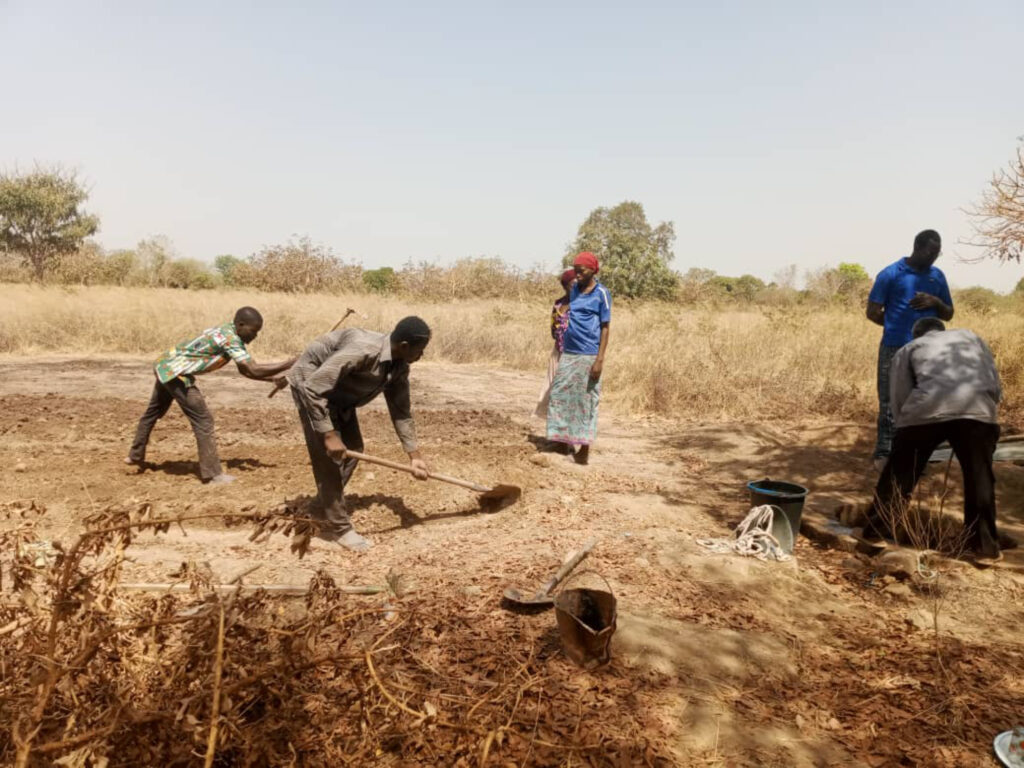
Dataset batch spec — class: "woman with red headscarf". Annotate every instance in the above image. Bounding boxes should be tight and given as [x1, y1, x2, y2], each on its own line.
[546, 252, 611, 464]
[534, 268, 577, 419]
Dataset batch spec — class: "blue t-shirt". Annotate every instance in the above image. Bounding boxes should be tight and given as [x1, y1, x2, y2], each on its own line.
[562, 281, 612, 356]
[868, 258, 952, 348]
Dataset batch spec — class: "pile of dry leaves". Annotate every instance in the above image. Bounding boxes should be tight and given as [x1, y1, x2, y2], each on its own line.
[0, 500, 674, 767]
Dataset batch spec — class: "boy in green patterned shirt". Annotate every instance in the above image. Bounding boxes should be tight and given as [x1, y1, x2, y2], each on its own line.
[127, 306, 296, 484]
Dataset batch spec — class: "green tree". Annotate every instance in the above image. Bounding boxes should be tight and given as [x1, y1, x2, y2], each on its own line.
[564, 201, 676, 299]
[0, 167, 100, 280]
[101, 250, 139, 286]
[162, 258, 217, 290]
[363, 266, 399, 294]
[835, 262, 871, 296]
[703, 274, 766, 302]
[214, 254, 243, 284]
[806, 262, 871, 302]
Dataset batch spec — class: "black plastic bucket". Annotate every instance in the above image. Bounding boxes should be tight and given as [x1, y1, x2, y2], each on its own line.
[747, 479, 808, 542]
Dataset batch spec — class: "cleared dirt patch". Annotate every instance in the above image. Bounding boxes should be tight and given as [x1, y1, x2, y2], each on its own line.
[2, 357, 1023, 766]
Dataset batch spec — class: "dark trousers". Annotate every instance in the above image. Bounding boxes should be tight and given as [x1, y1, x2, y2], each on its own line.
[129, 377, 223, 481]
[873, 343, 901, 459]
[292, 388, 363, 537]
[865, 419, 1000, 558]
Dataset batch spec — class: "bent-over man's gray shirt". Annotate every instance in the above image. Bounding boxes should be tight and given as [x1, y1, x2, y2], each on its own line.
[287, 328, 418, 452]
[890, 328, 1001, 429]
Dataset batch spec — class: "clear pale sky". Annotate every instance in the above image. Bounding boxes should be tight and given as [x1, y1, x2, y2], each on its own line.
[2, 0, 1022, 290]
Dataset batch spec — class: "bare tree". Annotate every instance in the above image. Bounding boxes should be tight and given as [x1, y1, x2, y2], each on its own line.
[965, 139, 1024, 263]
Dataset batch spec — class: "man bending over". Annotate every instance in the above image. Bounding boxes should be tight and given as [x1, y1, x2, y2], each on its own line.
[288, 316, 431, 552]
[857, 318, 1004, 566]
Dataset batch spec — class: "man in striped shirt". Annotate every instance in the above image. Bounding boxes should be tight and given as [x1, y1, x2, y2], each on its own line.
[288, 316, 431, 552]
[127, 307, 296, 484]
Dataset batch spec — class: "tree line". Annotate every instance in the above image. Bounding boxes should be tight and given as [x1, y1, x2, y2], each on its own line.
[3, 148, 1023, 302]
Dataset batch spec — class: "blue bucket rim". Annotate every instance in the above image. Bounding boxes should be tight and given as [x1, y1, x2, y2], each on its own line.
[747, 479, 808, 498]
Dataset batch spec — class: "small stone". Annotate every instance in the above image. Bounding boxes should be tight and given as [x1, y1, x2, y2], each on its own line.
[528, 454, 549, 467]
[559, 495, 575, 506]
[463, 585, 483, 598]
[905, 607, 942, 631]
[14, 462, 26, 473]
[875, 550, 920, 579]
[634, 557, 650, 568]
[827, 717, 841, 731]
[364, 472, 376, 481]
[840, 557, 865, 572]
[795, 714, 806, 730]
[883, 582, 913, 598]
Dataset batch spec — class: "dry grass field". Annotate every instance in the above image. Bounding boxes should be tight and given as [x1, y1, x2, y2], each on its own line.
[2, 283, 1021, 425]
[2, 283, 1024, 766]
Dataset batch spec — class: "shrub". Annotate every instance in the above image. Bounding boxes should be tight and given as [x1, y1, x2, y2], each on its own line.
[214, 254, 244, 286]
[397, 257, 549, 302]
[953, 286, 1000, 314]
[160, 258, 217, 290]
[363, 266, 400, 294]
[239, 237, 362, 293]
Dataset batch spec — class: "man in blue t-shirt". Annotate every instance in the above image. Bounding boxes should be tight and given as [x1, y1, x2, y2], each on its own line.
[866, 229, 954, 468]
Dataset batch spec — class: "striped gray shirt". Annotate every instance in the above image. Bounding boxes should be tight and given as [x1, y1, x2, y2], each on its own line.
[287, 328, 418, 452]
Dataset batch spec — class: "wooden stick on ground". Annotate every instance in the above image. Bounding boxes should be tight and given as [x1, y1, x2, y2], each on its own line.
[203, 605, 226, 768]
[118, 583, 387, 596]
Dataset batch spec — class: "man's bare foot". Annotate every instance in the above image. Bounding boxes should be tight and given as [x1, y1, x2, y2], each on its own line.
[338, 529, 373, 552]
[206, 474, 236, 486]
[124, 457, 146, 470]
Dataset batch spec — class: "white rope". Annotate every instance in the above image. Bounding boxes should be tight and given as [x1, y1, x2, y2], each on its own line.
[697, 505, 792, 562]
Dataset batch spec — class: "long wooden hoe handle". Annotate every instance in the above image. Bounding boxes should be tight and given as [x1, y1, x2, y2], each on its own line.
[344, 449, 491, 493]
[536, 538, 597, 598]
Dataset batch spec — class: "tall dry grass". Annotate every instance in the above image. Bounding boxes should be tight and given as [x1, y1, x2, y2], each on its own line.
[1, 283, 1021, 424]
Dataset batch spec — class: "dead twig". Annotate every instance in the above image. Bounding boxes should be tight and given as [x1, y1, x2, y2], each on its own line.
[203, 605, 226, 768]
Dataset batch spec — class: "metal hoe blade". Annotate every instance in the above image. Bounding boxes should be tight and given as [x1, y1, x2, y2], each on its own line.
[479, 484, 522, 512]
[502, 539, 596, 610]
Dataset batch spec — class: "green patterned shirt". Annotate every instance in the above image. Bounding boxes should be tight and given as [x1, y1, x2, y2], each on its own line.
[154, 321, 252, 387]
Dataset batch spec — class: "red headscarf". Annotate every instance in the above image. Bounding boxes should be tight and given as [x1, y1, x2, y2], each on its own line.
[573, 251, 599, 273]
[559, 268, 576, 287]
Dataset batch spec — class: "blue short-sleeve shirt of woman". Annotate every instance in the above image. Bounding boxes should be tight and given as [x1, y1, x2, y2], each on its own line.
[562, 281, 612, 356]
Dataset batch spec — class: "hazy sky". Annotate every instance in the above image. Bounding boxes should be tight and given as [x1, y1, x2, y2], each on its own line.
[2, 0, 1022, 290]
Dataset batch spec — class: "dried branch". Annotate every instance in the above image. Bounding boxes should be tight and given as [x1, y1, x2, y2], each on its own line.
[203, 605, 226, 768]
[963, 140, 1024, 263]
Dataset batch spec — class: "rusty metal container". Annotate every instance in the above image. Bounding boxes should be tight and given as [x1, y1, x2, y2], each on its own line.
[554, 572, 617, 669]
